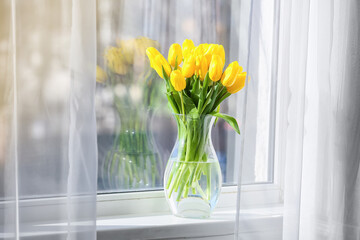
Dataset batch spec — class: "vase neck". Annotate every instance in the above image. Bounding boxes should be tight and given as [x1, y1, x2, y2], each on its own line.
[175, 114, 215, 140]
[171, 114, 216, 163]
[116, 108, 153, 133]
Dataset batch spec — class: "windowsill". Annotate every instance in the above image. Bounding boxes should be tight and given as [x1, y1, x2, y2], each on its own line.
[6, 205, 282, 239]
[96, 206, 283, 240]
[1, 185, 283, 239]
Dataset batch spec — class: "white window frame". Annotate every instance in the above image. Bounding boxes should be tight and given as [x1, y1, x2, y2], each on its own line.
[0, 3, 287, 237]
[0, 7, 286, 227]
[0, 185, 283, 226]
[96, 0, 286, 221]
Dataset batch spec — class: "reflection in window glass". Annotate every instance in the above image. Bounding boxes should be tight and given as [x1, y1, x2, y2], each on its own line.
[0, 0, 278, 199]
[96, 0, 277, 193]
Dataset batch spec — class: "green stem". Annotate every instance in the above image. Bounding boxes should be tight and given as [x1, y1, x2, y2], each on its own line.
[211, 91, 231, 112]
[179, 91, 185, 121]
[176, 169, 191, 201]
[200, 85, 215, 113]
[150, 153, 157, 186]
[124, 155, 133, 186]
[167, 114, 215, 201]
[195, 181, 207, 199]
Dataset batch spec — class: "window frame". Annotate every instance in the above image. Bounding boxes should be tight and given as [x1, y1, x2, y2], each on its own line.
[0, 0, 287, 227]
[95, 0, 286, 221]
[0, 183, 283, 226]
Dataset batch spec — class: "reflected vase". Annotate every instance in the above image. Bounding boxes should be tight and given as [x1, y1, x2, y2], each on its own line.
[164, 114, 222, 218]
[101, 108, 162, 191]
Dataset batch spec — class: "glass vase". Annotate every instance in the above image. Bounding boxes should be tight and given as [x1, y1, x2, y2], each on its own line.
[164, 114, 222, 218]
[101, 108, 162, 191]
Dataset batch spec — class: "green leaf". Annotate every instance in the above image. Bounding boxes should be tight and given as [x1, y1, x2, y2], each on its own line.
[198, 73, 210, 112]
[182, 92, 196, 113]
[211, 92, 230, 113]
[190, 92, 199, 106]
[185, 77, 192, 92]
[209, 112, 240, 135]
[188, 108, 200, 119]
[202, 84, 220, 114]
[167, 95, 179, 113]
[162, 67, 170, 82]
[162, 66, 171, 92]
[167, 91, 181, 110]
[190, 76, 200, 96]
[188, 76, 200, 105]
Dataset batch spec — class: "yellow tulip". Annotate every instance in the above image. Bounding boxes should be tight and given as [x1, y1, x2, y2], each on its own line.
[227, 72, 247, 94]
[193, 45, 205, 58]
[197, 55, 208, 80]
[182, 55, 196, 78]
[146, 47, 161, 66]
[170, 70, 186, 91]
[221, 61, 242, 87]
[204, 44, 217, 63]
[155, 54, 172, 78]
[214, 45, 225, 65]
[209, 55, 224, 81]
[168, 43, 183, 67]
[105, 47, 128, 75]
[182, 39, 195, 59]
[199, 43, 209, 54]
[96, 66, 107, 83]
[146, 47, 172, 78]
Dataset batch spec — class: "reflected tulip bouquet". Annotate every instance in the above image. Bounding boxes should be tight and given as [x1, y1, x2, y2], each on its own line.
[146, 39, 246, 202]
[97, 37, 163, 190]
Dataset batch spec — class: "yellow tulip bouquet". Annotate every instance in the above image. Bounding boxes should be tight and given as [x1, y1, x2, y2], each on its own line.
[97, 37, 163, 190]
[146, 39, 246, 212]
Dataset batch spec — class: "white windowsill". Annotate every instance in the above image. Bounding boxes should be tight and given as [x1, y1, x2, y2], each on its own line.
[96, 206, 283, 240]
[0, 185, 283, 239]
[7, 206, 281, 239]
[97, 184, 283, 218]
[0, 204, 282, 239]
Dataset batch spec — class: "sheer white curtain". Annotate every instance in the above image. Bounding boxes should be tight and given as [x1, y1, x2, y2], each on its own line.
[0, 0, 97, 239]
[236, 0, 360, 239]
[281, 0, 360, 239]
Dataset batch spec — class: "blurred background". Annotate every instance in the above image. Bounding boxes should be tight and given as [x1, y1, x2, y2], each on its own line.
[0, 0, 275, 197]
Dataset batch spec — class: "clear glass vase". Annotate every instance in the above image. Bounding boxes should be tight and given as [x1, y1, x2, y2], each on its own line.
[164, 114, 222, 218]
[100, 108, 162, 191]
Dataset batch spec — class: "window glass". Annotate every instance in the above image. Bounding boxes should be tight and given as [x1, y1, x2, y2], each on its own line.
[0, 0, 278, 199]
[96, 0, 278, 193]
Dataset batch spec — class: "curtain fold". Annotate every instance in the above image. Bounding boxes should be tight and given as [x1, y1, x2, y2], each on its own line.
[280, 0, 311, 238]
[0, 0, 97, 239]
[281, 0, 360, 239]
[67, 0, 97, 239]
[299, 0, 359, 239]
[236, 0, 360, 239]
